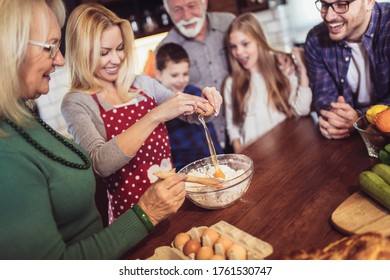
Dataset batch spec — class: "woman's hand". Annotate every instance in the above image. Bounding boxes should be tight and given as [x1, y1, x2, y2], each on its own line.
[137, 173, 187, 226]
[152, 92, 210, 123]
[201, 87, 223, 116]
[291, 47, 309, 87]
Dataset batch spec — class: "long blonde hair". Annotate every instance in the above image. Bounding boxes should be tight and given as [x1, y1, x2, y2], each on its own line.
[65, 3, 137, 98]
[225, 13, 293, 125]
[0, 0, 65, 136]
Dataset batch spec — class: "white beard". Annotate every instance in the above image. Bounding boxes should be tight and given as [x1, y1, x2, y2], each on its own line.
[174, 14, 206, 38]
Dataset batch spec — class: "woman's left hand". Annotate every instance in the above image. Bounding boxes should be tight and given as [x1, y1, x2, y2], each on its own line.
[201, 87, 223, 116]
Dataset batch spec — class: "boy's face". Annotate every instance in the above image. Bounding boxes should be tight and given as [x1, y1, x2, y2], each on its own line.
[156, 60, 190, 93]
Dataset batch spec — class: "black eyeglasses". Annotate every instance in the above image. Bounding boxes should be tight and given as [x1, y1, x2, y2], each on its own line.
[28, 40, 61, 58]
[315, 0, 356, 14]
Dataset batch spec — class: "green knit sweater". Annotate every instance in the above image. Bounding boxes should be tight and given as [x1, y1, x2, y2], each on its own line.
[0, 119, 148, 259]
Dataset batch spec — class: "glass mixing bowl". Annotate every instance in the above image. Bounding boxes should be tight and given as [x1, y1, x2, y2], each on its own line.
[178, 154, 254, 210]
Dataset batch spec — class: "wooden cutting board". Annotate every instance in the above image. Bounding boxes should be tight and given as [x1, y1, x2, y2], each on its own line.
[331, 190, 390, 236]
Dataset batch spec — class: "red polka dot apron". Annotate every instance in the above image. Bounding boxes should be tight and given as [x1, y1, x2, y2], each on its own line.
[92, 91, 172, 224]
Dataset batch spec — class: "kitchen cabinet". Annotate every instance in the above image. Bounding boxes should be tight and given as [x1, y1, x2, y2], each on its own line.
[81, 0, 172, 38]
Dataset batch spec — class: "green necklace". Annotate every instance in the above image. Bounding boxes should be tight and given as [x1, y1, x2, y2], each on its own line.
[4, 113, 91, 170]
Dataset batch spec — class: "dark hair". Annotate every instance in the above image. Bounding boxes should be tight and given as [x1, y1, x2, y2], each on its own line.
[155, 42, 190, 71]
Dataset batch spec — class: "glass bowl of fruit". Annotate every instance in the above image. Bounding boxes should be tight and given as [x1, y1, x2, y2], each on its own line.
[354, 105, 390, 158]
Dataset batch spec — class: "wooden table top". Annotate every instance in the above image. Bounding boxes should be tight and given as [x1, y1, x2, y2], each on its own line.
[123, 116, 378, 260]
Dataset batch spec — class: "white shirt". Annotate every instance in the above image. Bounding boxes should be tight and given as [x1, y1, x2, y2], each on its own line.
[224, 72, 312, 147]
[346, 42, 373, 106]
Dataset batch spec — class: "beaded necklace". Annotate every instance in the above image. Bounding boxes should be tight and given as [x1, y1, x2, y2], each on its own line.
[4, 113, 91, 170]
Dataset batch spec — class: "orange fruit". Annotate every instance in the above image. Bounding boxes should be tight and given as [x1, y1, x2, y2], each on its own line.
[374, 109, 390, 133]
[366, 104, 388, 124]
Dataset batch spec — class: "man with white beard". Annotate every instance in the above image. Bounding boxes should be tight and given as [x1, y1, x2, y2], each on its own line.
[158, 0, 235, 152]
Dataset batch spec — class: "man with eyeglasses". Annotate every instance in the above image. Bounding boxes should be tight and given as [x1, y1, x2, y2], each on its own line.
[304, 0, 390, 140]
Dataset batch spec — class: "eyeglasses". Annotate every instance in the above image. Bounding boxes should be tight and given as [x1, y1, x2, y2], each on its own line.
[28, 40, 61, 58]
[315, 0, 356, 14]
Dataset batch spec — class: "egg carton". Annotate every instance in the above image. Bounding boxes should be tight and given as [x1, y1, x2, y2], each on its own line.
[147, 220, 273, 260]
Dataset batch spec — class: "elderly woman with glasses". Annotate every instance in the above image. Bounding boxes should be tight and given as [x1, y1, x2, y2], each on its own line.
[305, 0, 390, 140]
[0, 0, 187, 259]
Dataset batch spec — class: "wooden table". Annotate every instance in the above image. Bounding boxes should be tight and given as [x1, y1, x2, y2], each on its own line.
[124, 116, 378, 259]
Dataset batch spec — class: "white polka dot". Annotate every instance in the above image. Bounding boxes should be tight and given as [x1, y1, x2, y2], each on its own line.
[158, 135, 161, 139]
[118, 119, 122, 123]
[102, 114, 106, 118]
[128, 192, 132, 195]
[125, 180, 129, 184]
[110, 116, 114, 120]
[107, 124, 111, 127]
[122, 168, 126, 172]
[135, 195, 139, 199]
[141, 106, 144, 110]
[146, 153, 149, 157]
[115, 127, 119, 130]
[120, 206, 124, 210]
[114, 182, 119, 187]
[113, 109, 117, 113]
[148, 145, 151, 150]
[124, 199, 127, 202]
[131, 110, 134, 113]
[135, 175, 140, 180]
[121, 188, 124, 191]
[121, 113, 124, 117]
[142, 180, 147, 183]
[132, 184, 135, 187]
[114, 201, 118, 204]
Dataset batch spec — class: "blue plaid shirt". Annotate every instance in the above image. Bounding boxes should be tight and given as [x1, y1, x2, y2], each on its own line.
[166, 84, 223, 171]
[304, 2, 390, 116]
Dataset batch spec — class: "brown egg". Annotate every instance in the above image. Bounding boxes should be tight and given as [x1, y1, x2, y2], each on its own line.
[210, 254, 226, 260]
[226, 243, 247, 260]
[183, 239, 201, 256]
[202, 228, 220, 246]
[173, 232, 191, 250]
[195, 246, 214, 260]
[197, 102, 214, 116]
[216, 236, 233, 251]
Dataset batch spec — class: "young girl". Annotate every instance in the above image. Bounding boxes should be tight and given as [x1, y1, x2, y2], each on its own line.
[224, 13, 312, 153]
[61, 3, 222, 224]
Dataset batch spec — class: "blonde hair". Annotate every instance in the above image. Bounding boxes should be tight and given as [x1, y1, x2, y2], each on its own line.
[0, 0, 65, 136]
[65, 3, 137, 98]
[225, 13, 293, 125]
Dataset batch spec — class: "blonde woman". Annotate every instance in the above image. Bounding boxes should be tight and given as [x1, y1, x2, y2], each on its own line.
[61, 3, 222, 224]
[224, 13, 312, 153]
[0, 0, 188, 259]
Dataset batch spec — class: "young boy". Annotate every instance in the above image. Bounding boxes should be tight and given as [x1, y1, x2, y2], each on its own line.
[155, 42, 223, 170]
